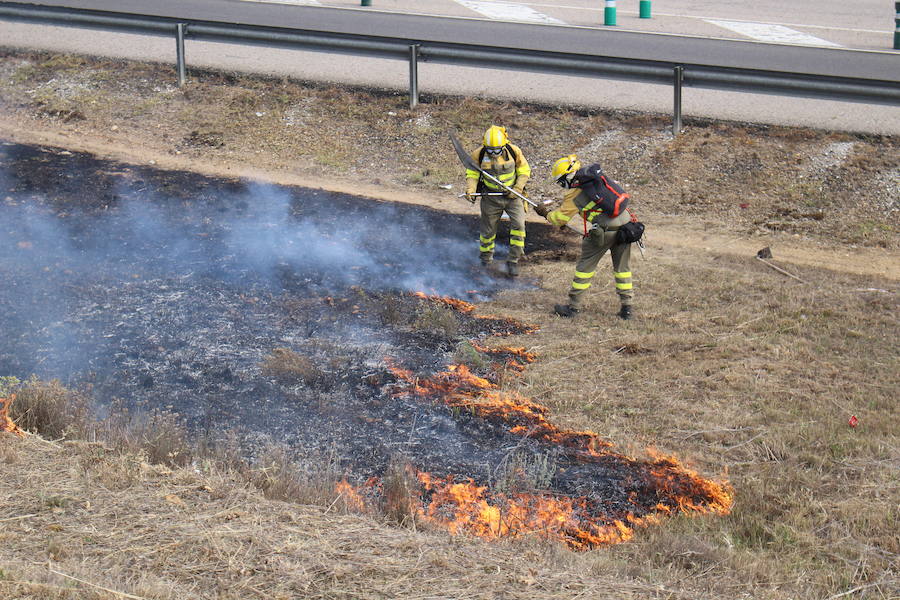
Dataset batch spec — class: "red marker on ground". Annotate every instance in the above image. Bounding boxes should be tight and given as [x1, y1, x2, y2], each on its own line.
[848, 415, 859, 427]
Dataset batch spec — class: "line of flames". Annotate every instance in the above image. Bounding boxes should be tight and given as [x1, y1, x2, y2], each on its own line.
[335, 462, 732, 550]
[363, 293, 733, 548]
[349, 362, 733, 549]
[387, 361, 614, 455]
[0, 394, 24, 437]
[411, 292, 540, 334]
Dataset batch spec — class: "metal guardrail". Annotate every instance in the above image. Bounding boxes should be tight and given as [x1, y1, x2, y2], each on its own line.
[1, 2, 898, 135]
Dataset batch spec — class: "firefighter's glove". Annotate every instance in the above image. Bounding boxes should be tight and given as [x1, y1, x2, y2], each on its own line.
[465, 192, 477, 204]
[546, 210, 570, 228]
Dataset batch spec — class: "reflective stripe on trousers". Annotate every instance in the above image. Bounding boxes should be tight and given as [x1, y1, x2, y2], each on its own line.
[479, 195, 526, 261]
[568, 228, 632, 307]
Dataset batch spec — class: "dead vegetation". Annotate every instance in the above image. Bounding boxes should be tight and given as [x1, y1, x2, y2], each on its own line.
[0, 48, 897, 599]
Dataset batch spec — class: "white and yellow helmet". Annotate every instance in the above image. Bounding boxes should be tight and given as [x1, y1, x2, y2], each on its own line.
[483, 125, 508, 153]
[550, 154, 581, 187]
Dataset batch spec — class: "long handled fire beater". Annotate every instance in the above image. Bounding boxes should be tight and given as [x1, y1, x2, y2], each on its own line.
[449, 131, 584, 236]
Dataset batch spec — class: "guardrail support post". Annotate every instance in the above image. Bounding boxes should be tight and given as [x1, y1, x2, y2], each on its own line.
[895, 2, 899, 49]
[639, 0, 651, 18]
[176, 23, 187, 86]
[604, 1, 616, 26]
[361, 0, 371, 6]
[673, 65, 683, 135]
[408, 44, 420, 109]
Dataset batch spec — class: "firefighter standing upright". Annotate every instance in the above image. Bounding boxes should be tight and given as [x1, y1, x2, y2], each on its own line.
[465, 126, 531, 277]
[543, 154, 643, 320]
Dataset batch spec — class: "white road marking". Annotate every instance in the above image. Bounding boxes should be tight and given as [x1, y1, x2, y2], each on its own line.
[704, 19, 842, 46]
[452, 0, 564, 24]
[239, 0, 322, 5]
[493, 2, 883, 34]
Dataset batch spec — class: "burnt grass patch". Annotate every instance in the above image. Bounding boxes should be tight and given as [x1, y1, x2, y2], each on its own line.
[1, 141, 730, 548]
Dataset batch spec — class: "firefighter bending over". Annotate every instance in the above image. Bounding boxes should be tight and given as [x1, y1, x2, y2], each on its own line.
[465, 125, 531, 277]
[542, 154, 643, 320]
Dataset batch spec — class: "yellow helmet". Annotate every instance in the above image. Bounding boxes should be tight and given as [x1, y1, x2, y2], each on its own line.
[550, 154, 580, 187]
[483, 125, 508, 152]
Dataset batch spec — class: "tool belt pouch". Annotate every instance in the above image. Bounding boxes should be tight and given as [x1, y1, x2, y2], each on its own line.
[616, 221, 645, 244]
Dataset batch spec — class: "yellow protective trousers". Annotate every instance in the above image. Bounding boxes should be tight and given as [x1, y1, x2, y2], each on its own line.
[479, 194, 526, 263]
[568, 227, 632, 308]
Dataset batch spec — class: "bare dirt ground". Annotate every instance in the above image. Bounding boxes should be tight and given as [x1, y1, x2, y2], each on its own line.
[0, 49, 898, 600]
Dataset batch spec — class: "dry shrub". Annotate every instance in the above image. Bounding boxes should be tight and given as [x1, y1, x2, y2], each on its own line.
[493, 450, 557, 494]
[247, 444, 343, 505]
[98, 402, 192, 467]
[412, 305, 459, 337]
[382, 457, 420, 526]
[376, 294, 408, 326]
[260, 347, 325, 385]
[9, 377, 91, 440]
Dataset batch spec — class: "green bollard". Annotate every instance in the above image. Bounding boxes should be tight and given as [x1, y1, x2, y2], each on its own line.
[604, 0, 616, 26]
[895, 2, 899, 49]
[639, 0, 651, 18]
[361, 0, 371, 6]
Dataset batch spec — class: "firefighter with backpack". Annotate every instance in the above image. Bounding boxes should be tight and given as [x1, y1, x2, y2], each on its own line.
[540, 154, 644, 320]
[464, 125, 531, 277]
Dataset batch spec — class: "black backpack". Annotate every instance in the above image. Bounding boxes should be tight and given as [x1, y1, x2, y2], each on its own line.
[573, 164, 630, 218]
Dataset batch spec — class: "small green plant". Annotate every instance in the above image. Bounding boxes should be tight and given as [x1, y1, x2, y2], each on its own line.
[377, 296, 408, 326]
[412, 305, 459, 337]
[43, 495, 69, 509]
[493, 450, 557, 494]
[260, 347, 325, 386]
[0, 376, 21, 397]
[452, 341, 489, 370]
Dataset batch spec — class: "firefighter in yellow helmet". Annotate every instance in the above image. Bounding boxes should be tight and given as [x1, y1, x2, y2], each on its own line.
[464, 125, 531, 277]
[543, 154, 642, 320]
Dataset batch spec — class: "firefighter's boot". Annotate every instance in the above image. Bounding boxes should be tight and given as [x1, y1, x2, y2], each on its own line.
[554, 304, 579, 318]
[618, 305, 633, 320]
[506, 261, 519, 277]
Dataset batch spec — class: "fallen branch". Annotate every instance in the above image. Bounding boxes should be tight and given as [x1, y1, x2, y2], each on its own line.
[824, 581, 887, 600]
[0, 513, 38, 523]
[49, 569, 149, 600]
[756, 256, 805, 283]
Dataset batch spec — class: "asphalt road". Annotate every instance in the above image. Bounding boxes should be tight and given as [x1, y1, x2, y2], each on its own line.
[1, 0, 898, 134]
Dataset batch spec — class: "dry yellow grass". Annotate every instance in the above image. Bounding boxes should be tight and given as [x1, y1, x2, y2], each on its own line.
[0, 47, 897, 599]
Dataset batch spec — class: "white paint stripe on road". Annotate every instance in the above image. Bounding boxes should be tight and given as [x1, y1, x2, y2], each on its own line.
[453, 0, 564, 24]
[511, 3, 883, 34]
[239, 0, 322, 6]
[705, 19, 842, 47]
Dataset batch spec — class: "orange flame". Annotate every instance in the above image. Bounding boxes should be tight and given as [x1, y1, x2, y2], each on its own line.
[335, 479, 368, 512]
[646, 449, 734, 515]
[389, 363, 613, 455]
[416, 472, 639, 548]
[469, 341, 537, 372]
[380, 361, 733, 549]
[411, 292, 539, 333]
[0, 394, 24, 437]
[412, 291, 477, 314]
[337, 467, 729, 550]
[378, 295, 733, 549]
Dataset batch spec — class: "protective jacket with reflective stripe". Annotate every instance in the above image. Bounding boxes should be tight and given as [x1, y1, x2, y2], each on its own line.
[547, 183, 630, 230]
[465, 143, 531, 194]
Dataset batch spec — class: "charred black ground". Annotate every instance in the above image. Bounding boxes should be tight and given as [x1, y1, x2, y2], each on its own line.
[1, 141, 729, 547]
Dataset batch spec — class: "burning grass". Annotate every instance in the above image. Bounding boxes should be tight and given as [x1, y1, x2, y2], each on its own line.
[367, 358, 733, 550]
